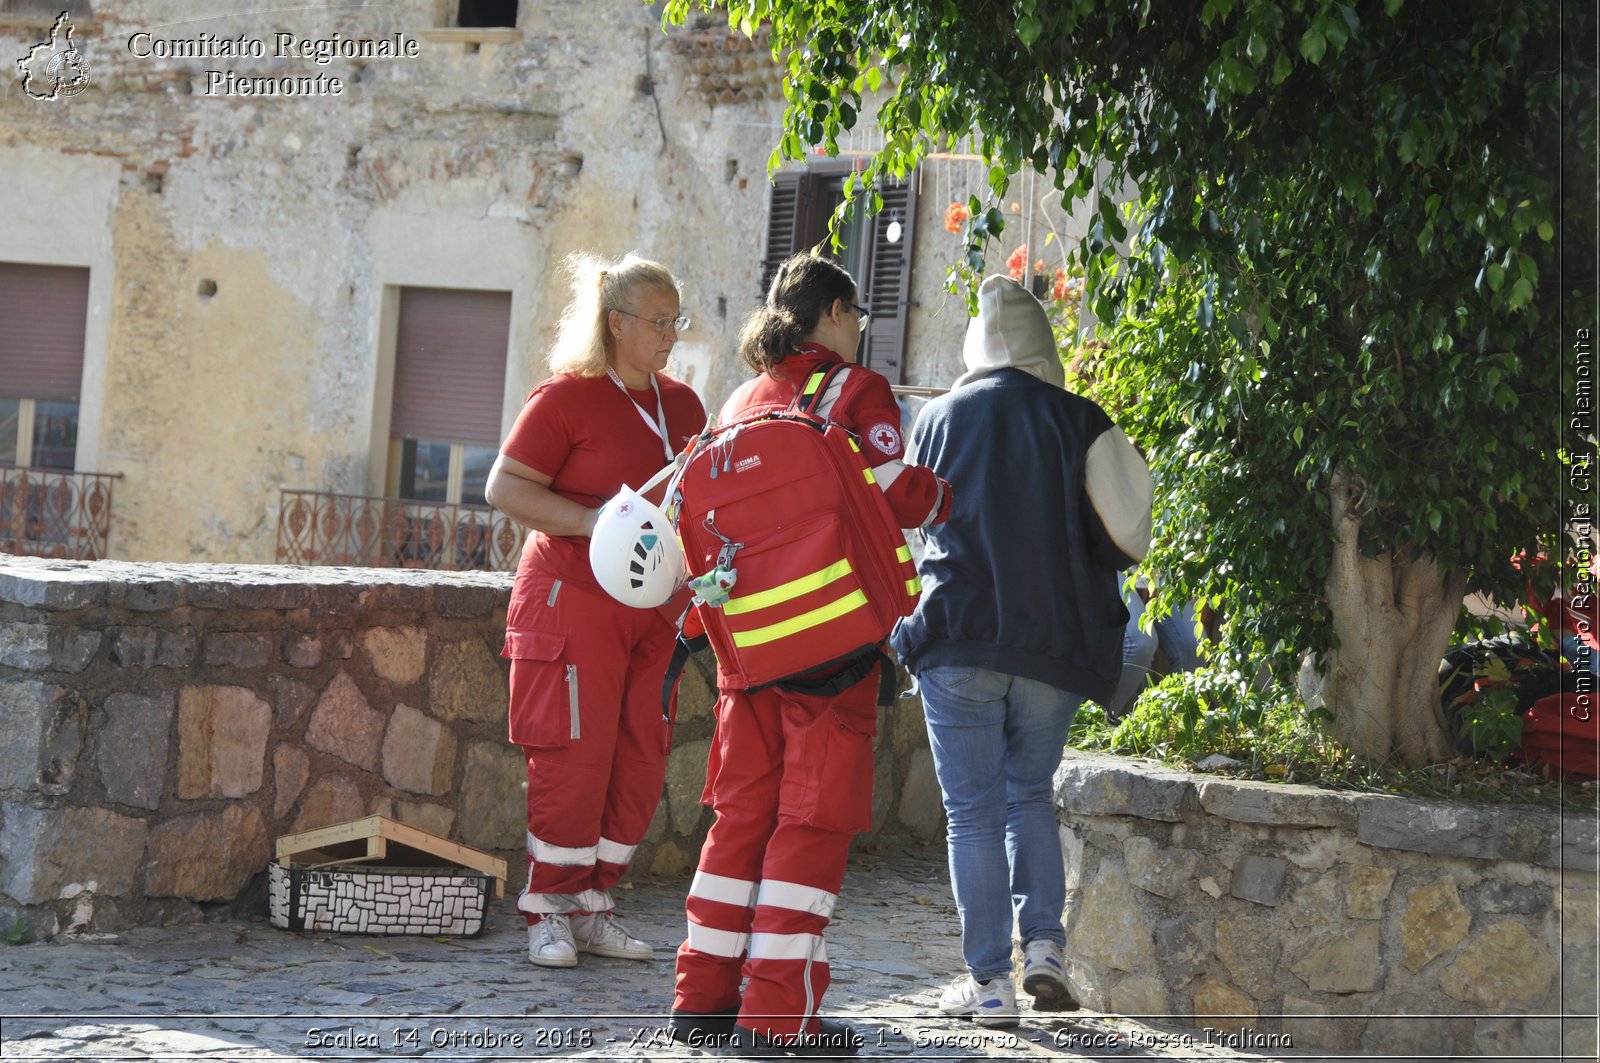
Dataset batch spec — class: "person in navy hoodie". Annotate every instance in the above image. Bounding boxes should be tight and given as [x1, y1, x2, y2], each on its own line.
[892, 275, 1152, 1027]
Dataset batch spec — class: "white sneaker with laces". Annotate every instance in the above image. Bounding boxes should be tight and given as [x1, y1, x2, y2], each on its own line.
[570, 910, 653, 960]
[937, 974, 1019, 1028]
[527, 914, 578, 968]
[1021, 939, 1080, 1010]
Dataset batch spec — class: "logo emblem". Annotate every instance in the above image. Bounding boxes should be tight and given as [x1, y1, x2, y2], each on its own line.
[18, 12, 90, 101]
[868, 424, 901, 456]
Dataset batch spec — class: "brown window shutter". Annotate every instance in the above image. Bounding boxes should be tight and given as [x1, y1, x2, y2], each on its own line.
[0, 262, 89, 402]
[390, 287, 510, 447]
[759, 170, 807, 301]
[857, 172, 917, 384]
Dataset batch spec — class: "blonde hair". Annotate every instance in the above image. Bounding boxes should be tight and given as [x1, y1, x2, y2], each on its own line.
[547, 251, 680, 377]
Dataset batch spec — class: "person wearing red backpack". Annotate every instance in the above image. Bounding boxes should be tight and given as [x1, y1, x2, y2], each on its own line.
[669, 253, 952, 1057]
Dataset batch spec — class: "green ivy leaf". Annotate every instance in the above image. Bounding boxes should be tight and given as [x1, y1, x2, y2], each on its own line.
[1299, 25, 1327, 64]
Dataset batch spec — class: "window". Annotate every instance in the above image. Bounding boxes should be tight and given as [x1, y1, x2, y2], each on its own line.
[760, 163, 918, 383]
[387, 285, 509, 507]
[454, 0, 517, 28]
[0, 262, 88, 469]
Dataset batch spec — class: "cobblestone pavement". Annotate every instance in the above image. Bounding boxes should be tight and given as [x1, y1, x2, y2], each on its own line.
[0, 844, 1315, 1062]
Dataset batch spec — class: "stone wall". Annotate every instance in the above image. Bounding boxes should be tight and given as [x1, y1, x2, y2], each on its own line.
[0, 556, 941, 940]
[1055, 751, 1599, 1059]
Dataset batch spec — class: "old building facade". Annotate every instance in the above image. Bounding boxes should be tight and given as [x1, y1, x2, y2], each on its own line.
[1, 0, 1085, 566]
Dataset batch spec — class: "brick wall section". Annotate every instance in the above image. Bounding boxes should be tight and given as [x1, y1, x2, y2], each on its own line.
[0, 556, 940, 941]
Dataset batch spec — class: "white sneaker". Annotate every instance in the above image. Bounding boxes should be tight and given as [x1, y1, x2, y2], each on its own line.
[1021, 940, 1080, 1011]
[527, 914, 578, 968]
[570, 910, 653, 960]
[938, 974, 1018, 1028]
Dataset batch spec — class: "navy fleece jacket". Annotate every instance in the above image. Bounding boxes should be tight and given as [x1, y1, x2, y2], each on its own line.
[890, 368, 1152, 706]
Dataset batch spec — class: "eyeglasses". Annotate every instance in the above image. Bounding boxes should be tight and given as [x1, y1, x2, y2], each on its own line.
[613, 308, 690, 333]
[848, 302, 872, 333]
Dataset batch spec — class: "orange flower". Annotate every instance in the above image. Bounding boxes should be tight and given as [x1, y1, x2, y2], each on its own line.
[1006, 244, 1028, 281]
[944, 202, 971, 233]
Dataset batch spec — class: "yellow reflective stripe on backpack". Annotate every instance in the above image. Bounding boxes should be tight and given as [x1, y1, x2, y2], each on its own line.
[906, 576, 922, 596]
[730, 589, 871, 648]
[896, 545, 911, 563]
[802, 372, 828, 399]
[723, 559, 854, 616]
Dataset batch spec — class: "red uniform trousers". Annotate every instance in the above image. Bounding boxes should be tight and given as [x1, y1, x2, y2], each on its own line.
[507, 571, 677, 921]
[672, 668, 878, 1041]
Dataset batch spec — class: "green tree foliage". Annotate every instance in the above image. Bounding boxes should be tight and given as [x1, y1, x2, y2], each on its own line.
[659, 0, 1596, 763]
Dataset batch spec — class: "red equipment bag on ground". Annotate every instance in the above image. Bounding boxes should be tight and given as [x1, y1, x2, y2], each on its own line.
[671, 363, 921, 692]
[1517, 692, 1600, 781]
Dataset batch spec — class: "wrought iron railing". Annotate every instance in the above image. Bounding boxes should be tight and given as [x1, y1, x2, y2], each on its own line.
[0, 465, 116, 560]
[276, 489, 523, 572]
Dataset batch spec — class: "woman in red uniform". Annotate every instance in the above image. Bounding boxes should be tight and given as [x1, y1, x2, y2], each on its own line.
[485, 251, 705, 969]
[670, 253, 951, 1056]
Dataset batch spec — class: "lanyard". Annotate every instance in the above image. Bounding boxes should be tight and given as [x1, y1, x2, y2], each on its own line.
[607, 367, 673, 463]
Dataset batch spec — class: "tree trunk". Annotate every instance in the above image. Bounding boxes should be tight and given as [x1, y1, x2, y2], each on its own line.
[1324, 470, 1470, 765]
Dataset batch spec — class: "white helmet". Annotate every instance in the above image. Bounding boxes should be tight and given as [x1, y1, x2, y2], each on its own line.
[589, 487, 686, 608]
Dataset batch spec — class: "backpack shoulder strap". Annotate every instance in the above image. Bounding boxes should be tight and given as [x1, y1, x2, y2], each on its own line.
[789, 362, 852, 419]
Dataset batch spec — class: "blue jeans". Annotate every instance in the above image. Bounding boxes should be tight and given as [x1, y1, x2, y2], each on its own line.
[1108, 586, 1203, 720]
[918, 664, 1081, 982]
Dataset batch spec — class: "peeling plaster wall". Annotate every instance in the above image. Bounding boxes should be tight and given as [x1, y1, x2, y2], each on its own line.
[2, 0, 777, 563]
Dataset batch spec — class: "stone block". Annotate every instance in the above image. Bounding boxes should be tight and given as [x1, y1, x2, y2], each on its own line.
[1345, 865, 1396, 920]
[0, 804, 146, 903]
[50, 628, 101, 673]
[111, 626, 196, 668]
[664, 738, 710, 836]
[1067, 859, 1155, 972]
[870, 745, 894, 831]
[392, 801, 454, 839]
[381, 702, 456, 795]
[891, 693, 928, 756]
[307, 583, 368, 616]
[1288, 924, 1382, 993]
[428, 638, 507, 723]
[1361, 1014, 1474, 1059]
[305, 672, 384, 772]
[96, 692, 174, 810]
[177, 685, 271, 798]
[1055, 752, 1194, 822]
[432, 583, 500, 618]
[273, 745, 310, 820]
[1280, 874, 1342, 929]
[189, 579, 311, 611]
[145, 805, 268, 900]
[0, 680, 87, 796]
[1280, 995, 1365, 1055]
[649, 839, 693, 877]
[0, 566, 109, 610]
[0, 622, 51, 669]
[1196, 778, 1356, 828]
[281, 632, 323, 669]
[456, 740, 527, 850]
[1356, 797, 1563, 866]
[1474, 1016, 1565, 1060]
[1439, 920, 1555, 1007]
[269, 674, 317, 729]
[1214, 914, 1281, 998]
[1124, 836, 1200, 899]
[1154, 912, 1211, 985]
[673, 652, 717, 726]
[203, 632, 274, 669]
[1190, 979, 1257, 1024]
[125, 578, 180, 612]
[292, 775, 368, 833]
[1229, 854, 1288, 906]
[361, 625, 426, 685]
[1551, 815, 1600, 870]
[1106, 973, 1169, 1019]
[1400, 878, 1472, 972]
[896, 747, 944, 840]
[1466, 878, 1549, 915]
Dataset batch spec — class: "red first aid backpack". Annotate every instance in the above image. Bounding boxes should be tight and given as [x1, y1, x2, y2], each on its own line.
[1517, 691, 1600, 781]
[669, 364, 921, 692]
